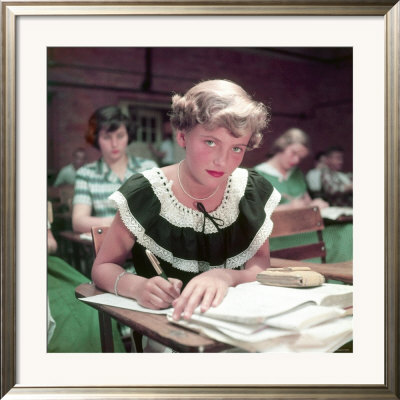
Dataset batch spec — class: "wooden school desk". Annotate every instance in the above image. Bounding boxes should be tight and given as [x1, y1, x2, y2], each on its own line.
[75, 282, 231, 353]
[75, 259, 352, 353]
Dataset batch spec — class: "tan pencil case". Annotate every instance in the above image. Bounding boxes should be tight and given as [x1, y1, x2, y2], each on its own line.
[256, 267, 325, 288]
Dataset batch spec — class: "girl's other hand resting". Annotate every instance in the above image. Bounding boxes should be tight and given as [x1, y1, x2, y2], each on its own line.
[289, 196, 310, 209]
[136, 276, 182, 310]
[287, 194, 329, 210]
[310, 198, 329, 209]
[171, 269, 231, 321]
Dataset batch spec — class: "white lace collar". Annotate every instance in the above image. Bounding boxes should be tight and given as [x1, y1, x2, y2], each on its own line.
[110, 170, 281, 272]
[142, 167, 248, 234]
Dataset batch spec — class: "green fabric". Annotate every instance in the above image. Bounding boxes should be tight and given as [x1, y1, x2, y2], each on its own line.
[257, 167, 307, 204]
[256, 166, 353, 266]
[47, 255, 125, 353]
[269, 223, 352, 264]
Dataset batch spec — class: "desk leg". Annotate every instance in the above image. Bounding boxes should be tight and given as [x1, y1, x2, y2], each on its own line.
[71, 242, 82, 271]
[98, 310, 114, 352]
[132, 331, 143, 353]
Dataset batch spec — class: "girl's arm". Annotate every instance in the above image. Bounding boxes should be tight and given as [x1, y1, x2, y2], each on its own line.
[72, 203, 114, 233]
[92, 212, 181, 309]
[47, 228, 58, 254]
[171, 239, 271, 320]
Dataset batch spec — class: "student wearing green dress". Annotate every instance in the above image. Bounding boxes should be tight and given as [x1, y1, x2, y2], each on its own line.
[254, 128, 353, 264]
[91, 79, 281, 334]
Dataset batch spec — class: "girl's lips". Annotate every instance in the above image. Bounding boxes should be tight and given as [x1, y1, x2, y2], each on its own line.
[206, 170, 224, 178]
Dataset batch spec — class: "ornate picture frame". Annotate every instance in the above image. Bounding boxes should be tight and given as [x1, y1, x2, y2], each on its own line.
[1, 1, 399, 399]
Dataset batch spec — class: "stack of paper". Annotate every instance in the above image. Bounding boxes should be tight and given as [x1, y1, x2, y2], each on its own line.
[79, 232, 92, 241]
[321, 206, 353, 220]
[80, 281, 353, 352]
[166, 282, 353, 352]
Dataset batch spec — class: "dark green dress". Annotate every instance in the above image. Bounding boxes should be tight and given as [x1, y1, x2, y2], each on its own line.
[110, 167, 281, 287]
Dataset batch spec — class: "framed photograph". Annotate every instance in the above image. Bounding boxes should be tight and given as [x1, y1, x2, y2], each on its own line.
[1, 1, 399, 399]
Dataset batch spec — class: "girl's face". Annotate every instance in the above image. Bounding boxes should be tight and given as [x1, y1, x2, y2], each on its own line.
[278, 143, 309, 171]
[98, 125, 129, 163]
[177, 125, 251, 189]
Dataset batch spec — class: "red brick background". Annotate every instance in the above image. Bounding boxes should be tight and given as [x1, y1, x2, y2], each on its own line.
[47, 47, 352, 182]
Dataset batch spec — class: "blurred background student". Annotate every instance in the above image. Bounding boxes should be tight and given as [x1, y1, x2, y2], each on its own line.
[254, 127, 352, 265]
[320, 146, 353, 207]
[72, 105, 158, 233]
[53, 147, 87, 187]
[148, 117, 175, 167]
[254, 128, 328, 211]
[306, 150, 327, 198]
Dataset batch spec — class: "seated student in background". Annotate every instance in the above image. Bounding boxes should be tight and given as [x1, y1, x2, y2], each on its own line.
[72, 105, 158, 233]
[53, 147, 87, 187]
[91, 79, 281, 351]
[254, 128, 328, 211]
[320, 146, 353, 207]
[148, 117, 175, 167]
[254, 128, 352, 265]
[306, 150, 327, 198]
[47, 220, 125, 352]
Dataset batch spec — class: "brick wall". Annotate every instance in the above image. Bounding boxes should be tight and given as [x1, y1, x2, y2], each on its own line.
[47, 47, 353, 181]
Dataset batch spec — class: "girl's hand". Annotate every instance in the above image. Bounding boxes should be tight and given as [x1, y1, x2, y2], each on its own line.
[171, 270, 231, 321]
[136, 277, 182, 310]
[290, 196, 310, 209]
[310, 198, 329, 209]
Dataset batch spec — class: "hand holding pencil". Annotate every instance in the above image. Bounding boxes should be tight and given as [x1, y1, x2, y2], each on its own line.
[145, 249, 169, 281]
[136, 249, 182, 310]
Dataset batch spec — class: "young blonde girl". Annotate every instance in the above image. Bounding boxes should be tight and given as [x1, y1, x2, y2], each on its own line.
[92, 79, 281, 324]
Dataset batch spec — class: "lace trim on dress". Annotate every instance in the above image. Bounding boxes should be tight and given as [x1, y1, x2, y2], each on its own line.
[110, 187, 281, 273]
[142, 167, 248, 234]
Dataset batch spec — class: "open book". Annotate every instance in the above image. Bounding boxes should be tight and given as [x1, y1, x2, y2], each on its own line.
[80, 281, 352, 326]
[166, 282, 353, 352]
[188, 281, 352, 324]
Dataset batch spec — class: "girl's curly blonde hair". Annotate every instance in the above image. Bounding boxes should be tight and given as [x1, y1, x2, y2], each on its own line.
[169, 79, 270, 150]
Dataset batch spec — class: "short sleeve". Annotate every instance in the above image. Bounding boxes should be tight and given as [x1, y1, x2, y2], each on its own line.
[73, 168, 93, 206]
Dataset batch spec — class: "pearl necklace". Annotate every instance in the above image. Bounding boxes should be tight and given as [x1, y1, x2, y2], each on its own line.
[177, 161, 221, 201]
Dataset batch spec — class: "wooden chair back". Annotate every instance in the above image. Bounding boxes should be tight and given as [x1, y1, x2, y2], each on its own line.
[91, 226, 109, 256]
[270, 206, 326, 262]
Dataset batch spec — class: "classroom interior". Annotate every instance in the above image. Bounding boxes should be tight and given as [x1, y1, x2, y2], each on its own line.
[48, 46, 353, 178]
[47, 47, 353, 353]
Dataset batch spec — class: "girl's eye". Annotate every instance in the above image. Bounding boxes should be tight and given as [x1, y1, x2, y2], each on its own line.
[205, 140, 216, 147]
[233, 146, 242, 153]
